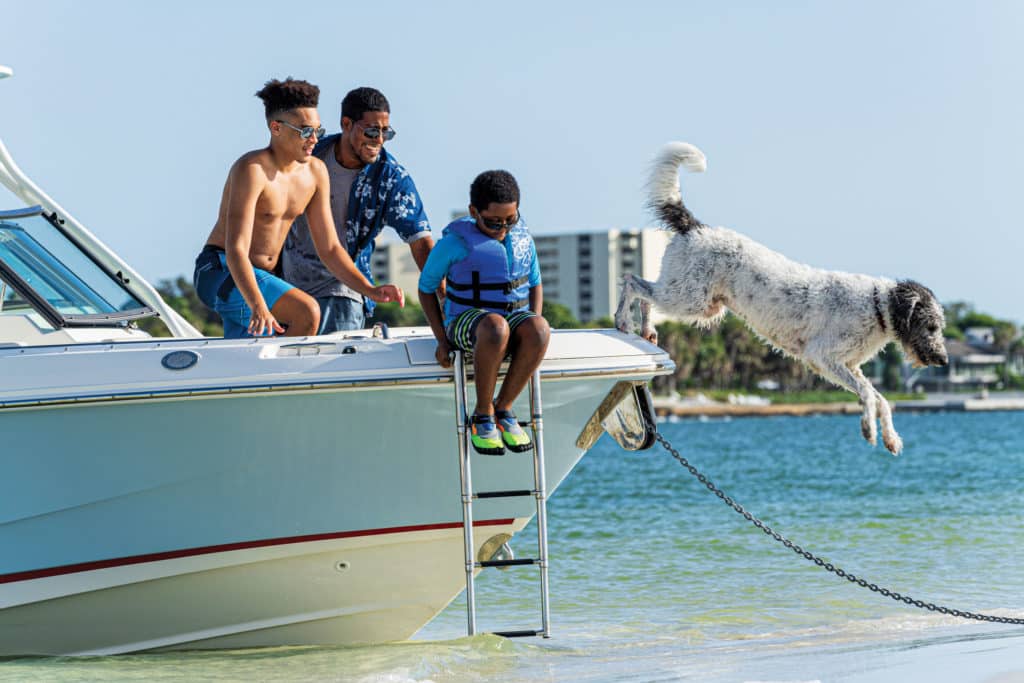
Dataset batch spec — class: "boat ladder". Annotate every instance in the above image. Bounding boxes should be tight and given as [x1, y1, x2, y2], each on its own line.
[452, 350, 551, 638]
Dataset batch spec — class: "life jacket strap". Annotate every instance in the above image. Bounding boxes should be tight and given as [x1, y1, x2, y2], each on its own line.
[447, 272, 529, 294]
[446, 290, 529, 312]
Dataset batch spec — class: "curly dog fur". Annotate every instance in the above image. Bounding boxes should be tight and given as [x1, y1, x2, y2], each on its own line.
[615, 142, 949, 455]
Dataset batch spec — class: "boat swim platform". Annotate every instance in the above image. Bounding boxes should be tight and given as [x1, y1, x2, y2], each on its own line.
[653, 396, 1024, 418]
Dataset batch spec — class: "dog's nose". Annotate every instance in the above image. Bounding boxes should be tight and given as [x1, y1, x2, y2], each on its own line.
[936, 353, 948, 367]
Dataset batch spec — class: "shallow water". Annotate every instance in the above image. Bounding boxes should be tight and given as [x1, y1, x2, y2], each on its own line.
[4, 411, 1023, 682]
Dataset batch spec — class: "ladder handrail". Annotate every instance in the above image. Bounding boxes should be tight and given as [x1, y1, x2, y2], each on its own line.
[453, 351, 477, 636]
[529, 370, 552, 637]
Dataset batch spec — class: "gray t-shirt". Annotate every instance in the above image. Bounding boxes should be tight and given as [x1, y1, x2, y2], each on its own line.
[282, 151, 361, 300]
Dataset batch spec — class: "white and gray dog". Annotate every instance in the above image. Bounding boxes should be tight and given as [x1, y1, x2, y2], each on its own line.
[615, 142, 949, 455]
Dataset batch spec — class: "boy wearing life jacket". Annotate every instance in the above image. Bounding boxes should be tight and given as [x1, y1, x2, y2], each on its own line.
[418, 170, 550, 455]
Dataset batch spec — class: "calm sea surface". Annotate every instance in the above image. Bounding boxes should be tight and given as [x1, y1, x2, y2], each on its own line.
[4, 411, 1023, 682]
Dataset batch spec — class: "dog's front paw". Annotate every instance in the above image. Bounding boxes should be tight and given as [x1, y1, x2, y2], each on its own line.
[860, 416, 877, 446]
[641, 326, 658, 345]
[883, 430, 903, 456]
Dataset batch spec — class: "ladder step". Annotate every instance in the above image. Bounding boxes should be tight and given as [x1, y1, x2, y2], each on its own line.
[478, 558, 537, 568]
[474, 489, 535, 499]
[492, 629, 543, 638]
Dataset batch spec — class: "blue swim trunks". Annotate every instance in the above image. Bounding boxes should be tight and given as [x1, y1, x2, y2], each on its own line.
[193, 245, 294, 338]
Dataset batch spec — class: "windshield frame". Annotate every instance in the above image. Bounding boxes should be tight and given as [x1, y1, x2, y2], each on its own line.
[0, 206, 155, 328]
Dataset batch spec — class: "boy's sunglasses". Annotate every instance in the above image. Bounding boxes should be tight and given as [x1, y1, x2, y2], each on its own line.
[360, 125, 397, 141]
[479, 212, 520, 230]
[276, 120, 327, 140]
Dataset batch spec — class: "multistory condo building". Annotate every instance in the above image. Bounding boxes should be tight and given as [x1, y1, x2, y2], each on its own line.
[371, 228, 671, 323]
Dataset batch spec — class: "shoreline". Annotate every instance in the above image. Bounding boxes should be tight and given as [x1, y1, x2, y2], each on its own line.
[653, 395, 1024, 418]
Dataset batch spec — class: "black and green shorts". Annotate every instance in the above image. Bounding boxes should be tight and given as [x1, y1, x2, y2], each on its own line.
[445, 308, 538, 351]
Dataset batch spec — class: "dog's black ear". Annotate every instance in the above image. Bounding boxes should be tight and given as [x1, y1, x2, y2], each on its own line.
[889, 280, 927, 338]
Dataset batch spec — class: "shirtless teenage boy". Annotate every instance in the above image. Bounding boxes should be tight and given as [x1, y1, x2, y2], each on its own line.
[193, 78, 403, 338]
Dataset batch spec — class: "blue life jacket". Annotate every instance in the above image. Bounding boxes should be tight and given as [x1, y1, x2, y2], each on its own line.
[445, 217, 533, 319]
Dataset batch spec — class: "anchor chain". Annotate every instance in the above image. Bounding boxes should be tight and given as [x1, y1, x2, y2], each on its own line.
[649, 423, 1024, 626]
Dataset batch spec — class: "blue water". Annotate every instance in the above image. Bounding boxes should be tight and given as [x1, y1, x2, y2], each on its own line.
[4, 411, 1023, 682]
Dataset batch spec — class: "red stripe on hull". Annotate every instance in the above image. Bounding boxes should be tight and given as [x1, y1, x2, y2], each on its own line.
[0, 518, 515, 585]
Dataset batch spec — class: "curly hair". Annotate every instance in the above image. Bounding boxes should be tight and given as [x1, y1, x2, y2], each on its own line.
[255, 78, 320, 120]
[341, 87, 390, 122]
[470, 170, 520, 210]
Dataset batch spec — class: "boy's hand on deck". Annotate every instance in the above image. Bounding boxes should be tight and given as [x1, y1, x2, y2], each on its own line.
[248, 306, 285, 337]
[371, 284, 405, 307]
[435, 338, 453, 368]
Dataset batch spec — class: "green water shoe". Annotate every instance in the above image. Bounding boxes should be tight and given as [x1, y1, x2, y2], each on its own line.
[495, 409, 533, 453]
[470, 413, 505, 456]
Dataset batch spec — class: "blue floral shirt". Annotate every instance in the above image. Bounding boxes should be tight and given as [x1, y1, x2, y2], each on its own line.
[282, 134, 430, 313]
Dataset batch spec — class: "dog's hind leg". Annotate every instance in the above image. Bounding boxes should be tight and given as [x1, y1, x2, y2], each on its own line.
[615, 273, 658, 343]
[614, 275, 638, 334]
[638, 299, 658, 344]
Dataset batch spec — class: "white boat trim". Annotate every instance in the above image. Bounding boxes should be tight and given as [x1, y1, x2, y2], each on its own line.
[0, 361, 669, 409]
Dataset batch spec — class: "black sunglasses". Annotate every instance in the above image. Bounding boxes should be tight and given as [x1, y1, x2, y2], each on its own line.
[276, 120, 327, 140]
[479, 212, 520, 230]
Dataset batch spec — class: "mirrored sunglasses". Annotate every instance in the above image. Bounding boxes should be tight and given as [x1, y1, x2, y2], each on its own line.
[276, 120, 327, 140]
[361, 125, 396, 141]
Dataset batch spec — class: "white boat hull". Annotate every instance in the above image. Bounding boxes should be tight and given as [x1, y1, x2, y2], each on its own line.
[0, 329, 671, 654]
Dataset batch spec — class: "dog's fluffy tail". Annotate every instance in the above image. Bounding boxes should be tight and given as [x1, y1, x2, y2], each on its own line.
[648, 142, 707, 235]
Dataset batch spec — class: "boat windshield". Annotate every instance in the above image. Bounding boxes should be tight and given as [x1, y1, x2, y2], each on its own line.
[0, 206, 153, 327]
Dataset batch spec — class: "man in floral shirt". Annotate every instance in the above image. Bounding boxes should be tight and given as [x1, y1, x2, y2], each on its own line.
[282, 87, 434, 332]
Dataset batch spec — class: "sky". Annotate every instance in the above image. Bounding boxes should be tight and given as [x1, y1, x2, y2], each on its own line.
[2, 1, 1022, 323]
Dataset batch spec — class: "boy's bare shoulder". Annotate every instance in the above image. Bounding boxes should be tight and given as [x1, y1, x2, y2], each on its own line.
[306, 155, 328, 175]
[296, 156, 329, 188]
[231, 148, 274, 172]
